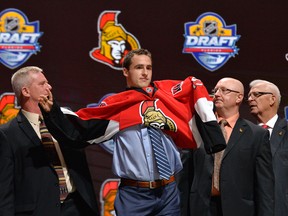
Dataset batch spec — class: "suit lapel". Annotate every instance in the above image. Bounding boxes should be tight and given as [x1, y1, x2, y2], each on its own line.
[17, 111, 41, 146]
[270, 118, 287, 156]
[223, 118, 246, 158]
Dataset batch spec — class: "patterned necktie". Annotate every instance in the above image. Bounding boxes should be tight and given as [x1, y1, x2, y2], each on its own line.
[147, 127, 172, 180]
[39, 117, 69, 201]
[213, 119, 228, 191]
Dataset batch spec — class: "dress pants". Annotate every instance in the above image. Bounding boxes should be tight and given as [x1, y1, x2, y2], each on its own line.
[114, 181, 180, 216]
[61, 191, 95, 216]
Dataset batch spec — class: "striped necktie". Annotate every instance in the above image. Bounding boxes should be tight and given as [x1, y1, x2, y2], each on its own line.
[39, 117, 69, 201]
[147, 127, 172, 180]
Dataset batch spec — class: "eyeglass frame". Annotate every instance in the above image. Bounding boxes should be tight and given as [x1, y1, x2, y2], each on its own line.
[248, 91, 273, 99]
[211, 87, 240, 95]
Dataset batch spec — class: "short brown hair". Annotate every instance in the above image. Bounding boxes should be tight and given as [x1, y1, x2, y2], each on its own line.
[122, 48, 152, 70]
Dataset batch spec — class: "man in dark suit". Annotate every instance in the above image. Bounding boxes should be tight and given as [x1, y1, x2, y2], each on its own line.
[175, 149, 194, 216]
[0, 66, 99, 216]
[190, 77, 274, 216]
[0, 129, 13, 215]
[248, 79, 288, 216]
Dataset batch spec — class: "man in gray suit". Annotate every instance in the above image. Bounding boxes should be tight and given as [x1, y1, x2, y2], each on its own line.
[248, 79, 288, 216]
[190, 77, 274, 216]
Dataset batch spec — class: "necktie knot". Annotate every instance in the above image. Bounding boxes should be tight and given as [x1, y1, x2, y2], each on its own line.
[219, 119, 228, 142]
[219, 119, 228, 127]
[261, 124, 269, 129]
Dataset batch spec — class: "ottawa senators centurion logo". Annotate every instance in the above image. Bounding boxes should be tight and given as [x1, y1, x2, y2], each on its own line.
[90, 10, 140, 70]
[140, 100, 177, 132]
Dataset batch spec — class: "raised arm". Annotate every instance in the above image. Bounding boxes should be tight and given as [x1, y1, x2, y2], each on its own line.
[38, 89, 113, 148]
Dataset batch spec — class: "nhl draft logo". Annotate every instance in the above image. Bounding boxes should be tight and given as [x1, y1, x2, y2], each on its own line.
[90, 10, 140, 70]
[183, 12, 240, 72]
[0, 8, 43, 69]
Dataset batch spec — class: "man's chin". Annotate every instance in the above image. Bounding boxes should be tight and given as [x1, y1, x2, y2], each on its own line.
[249, 109, 258, 115]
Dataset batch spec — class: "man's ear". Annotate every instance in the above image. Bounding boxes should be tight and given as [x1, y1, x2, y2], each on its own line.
[22, 87, 30, 97]
[236, 94, 244, 104]
[269, 94, 276, 106]
[123, 68, 128, 77]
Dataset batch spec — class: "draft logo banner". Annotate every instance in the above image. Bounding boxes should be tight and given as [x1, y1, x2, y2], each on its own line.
[183, 12, 240, 72]
[0, 8, 43, 69]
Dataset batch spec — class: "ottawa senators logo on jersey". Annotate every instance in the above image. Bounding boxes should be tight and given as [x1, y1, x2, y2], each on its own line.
[90, 10, 140, 70]
[140, 100, 177, 132]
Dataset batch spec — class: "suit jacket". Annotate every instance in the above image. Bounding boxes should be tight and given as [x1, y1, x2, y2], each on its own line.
[0, 129, 13, 216]
[175, 149, 194, 216]
[0, 111, 99, 216]
[190, 118, 274, 216]
[271, 117, 288, 216]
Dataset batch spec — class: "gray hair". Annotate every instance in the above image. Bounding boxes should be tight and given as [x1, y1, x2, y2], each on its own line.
[11, 66, 43, 103]
[249, 79, 281, 105]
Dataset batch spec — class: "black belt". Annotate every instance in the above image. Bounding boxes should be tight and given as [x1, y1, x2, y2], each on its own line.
[120, 175, 175, 189]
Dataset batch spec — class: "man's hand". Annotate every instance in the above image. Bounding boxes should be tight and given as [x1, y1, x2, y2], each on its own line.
[38, 88, 53, 112]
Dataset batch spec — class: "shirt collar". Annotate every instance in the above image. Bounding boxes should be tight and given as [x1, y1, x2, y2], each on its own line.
[258, 114, 278, 129]
[21, 109, 41, 126]
[218, 112, 239, 129]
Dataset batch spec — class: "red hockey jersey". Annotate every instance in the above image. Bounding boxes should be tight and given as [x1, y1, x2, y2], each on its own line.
[69, 76, 225, 152]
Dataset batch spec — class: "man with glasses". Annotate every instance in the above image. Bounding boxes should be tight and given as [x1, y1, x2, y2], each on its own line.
[248, 79, 288, 216]
[38, 49, 226, 216]
[189, 77, 274, 216]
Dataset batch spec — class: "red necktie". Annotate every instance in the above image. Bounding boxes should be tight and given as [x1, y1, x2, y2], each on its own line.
[262, 124, 269, 129]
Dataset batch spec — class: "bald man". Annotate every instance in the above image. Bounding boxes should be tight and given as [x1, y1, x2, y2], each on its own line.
[248, 79, 288, 216]
[189, 78, 274, 216]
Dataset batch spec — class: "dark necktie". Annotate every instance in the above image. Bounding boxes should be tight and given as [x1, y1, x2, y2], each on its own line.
[147, 127, 172, 180]
[213, 119, 228, 191]
[39, 118, 69, 201]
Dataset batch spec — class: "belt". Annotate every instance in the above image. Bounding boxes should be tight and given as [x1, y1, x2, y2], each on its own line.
[120, 175, 175, 189]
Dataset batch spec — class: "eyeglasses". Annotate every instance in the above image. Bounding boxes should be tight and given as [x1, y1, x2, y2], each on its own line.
[248, 91, 273, 99]
[211, 87, 240, 95]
